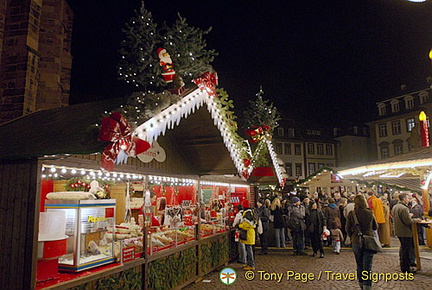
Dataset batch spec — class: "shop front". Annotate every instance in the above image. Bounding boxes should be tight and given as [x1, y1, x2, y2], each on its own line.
[0, 86, 253, 289]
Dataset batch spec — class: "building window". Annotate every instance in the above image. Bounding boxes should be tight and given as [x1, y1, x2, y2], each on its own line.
[318, 163, 325, 169]
[307, 143, 315, 154]
[394, 145, 403, 155]
[405, 96, 414, 109]
[378, 103, 386, 116]
[277, 127, 284, 137]
[392, 121, 401, 135]
[326, 163, 334, 168]
[294, 144, 301, 155]
[392, 139, 403, 156]
[285, 163, 292, 176]
[317, 144, 324, 155]
[288, 128, 295, 137]
[406, 118, 415, 132]
[419, 91, 428, 104]
[308, 163, 316, 175]
[295, 163, 302, 176]
[284, 143, 291, 155]
[391, 100, 400, 113]
[379, 141, 390, 159]
[353, 126, 358, 135]
[326, 144, 333, 155]
[275, 142, 282, 155]
[378, 123, 387, 137]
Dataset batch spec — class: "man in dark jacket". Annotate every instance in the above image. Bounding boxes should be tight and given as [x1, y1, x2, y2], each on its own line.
[392, 193, 420, 273]
[256, 198, 270, 255]
[288, 197, 307, 255]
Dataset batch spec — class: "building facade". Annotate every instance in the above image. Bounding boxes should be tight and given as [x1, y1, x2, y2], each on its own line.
[273, 119, 337, 183]
[0, 0, 73, 124]
[333, 124, 371, 168]
[367, 88, 431, 160]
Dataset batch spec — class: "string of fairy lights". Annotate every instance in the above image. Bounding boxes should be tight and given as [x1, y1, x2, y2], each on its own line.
[41, 164, 249, 188]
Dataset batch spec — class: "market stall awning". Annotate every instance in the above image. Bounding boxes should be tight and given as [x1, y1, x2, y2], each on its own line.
[338, 147, 432, 192]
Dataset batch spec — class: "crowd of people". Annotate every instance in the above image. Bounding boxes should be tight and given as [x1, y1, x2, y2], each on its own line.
[233, 190, 430, 289]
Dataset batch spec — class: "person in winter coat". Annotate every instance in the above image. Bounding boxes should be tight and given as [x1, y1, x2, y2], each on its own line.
[239, 207, 257, 270]
[379, 196, 391, 247]
[232, 204, 246, 264]
[271, 197, 286, 248]
[324, 198, 341, 246]
[367, 191, 385, 240]
[257, 198, 270, 255]
[346, 194, 378, 290]
[287, 197, 307, 255]
[306, 201, 326, 258]
[410, 196, 425, 245]
[392, 193, 421, 273]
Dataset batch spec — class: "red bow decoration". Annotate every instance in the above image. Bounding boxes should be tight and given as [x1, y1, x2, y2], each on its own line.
[98, 112, 150, 171]
[193, 71, 218, 96]
[244, 125, 271, 143]
[242, 169, 250, 180]
[243, 158, 251, 167]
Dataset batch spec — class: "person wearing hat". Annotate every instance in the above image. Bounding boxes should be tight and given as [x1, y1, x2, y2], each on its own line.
[287, 197, 307, 255]
[239, 199, 260, 270]
[233, 203, 246, 265]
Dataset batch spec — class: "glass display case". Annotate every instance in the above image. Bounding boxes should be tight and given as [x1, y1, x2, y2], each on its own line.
[44, 199, 116, 272]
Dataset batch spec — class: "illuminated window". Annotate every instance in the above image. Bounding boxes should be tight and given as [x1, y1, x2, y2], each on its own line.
[406, 118, 415, 132]
[308, 163, 316, 175]
[379, 142, 389, 159]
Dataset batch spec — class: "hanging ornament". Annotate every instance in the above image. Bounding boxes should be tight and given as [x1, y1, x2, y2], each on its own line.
[98, 112, 151, 171]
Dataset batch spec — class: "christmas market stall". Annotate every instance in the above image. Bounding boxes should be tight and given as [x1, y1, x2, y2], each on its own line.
[0, 79, 254, 289]
[338, 146, 432, 270]
[293, 167, 360, 197]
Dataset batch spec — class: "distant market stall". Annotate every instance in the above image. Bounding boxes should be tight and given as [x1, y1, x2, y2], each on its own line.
[338, 146, 432, 212]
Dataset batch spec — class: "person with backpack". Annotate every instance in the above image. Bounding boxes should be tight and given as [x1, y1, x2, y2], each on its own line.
[257, 198, 270, 255]
[239, 200, 261, 270]
[287, 197, 307, 255]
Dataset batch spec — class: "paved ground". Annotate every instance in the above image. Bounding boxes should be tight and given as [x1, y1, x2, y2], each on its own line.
[184, 237, 432, 289]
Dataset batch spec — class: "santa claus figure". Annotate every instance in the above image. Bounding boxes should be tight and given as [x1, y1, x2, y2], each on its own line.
[157, 48, 176, 83]
[157, 48, 185, 94]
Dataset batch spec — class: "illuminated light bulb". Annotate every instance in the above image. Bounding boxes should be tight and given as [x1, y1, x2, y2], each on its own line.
[50, 167, 56, 173]
[81, 170, 86, 175]
[61, 168, 67, 174]
[71, 169, 77, 174]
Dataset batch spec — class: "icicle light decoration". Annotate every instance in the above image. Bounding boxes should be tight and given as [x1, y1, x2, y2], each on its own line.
[134, 88, 246, 177]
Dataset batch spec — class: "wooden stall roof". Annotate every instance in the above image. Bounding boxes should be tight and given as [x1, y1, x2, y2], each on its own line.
[0, 96, 238, 175]
[338, 146, 432, 192]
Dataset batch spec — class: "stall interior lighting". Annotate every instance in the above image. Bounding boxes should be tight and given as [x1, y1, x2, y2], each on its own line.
[41, 165, 144, 181]
[148, 175, 195, 186]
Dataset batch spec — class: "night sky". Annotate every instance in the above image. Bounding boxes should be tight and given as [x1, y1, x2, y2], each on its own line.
[67, 0, 432, 127]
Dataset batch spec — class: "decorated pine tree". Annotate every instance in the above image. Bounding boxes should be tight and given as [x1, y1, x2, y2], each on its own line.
[118, 1, 163, 91]
[159, 13, 218, 85]
[243, 87, 281, 132]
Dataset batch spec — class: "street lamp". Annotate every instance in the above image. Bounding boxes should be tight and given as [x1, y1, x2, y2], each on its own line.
[407, 0, 427, 2]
